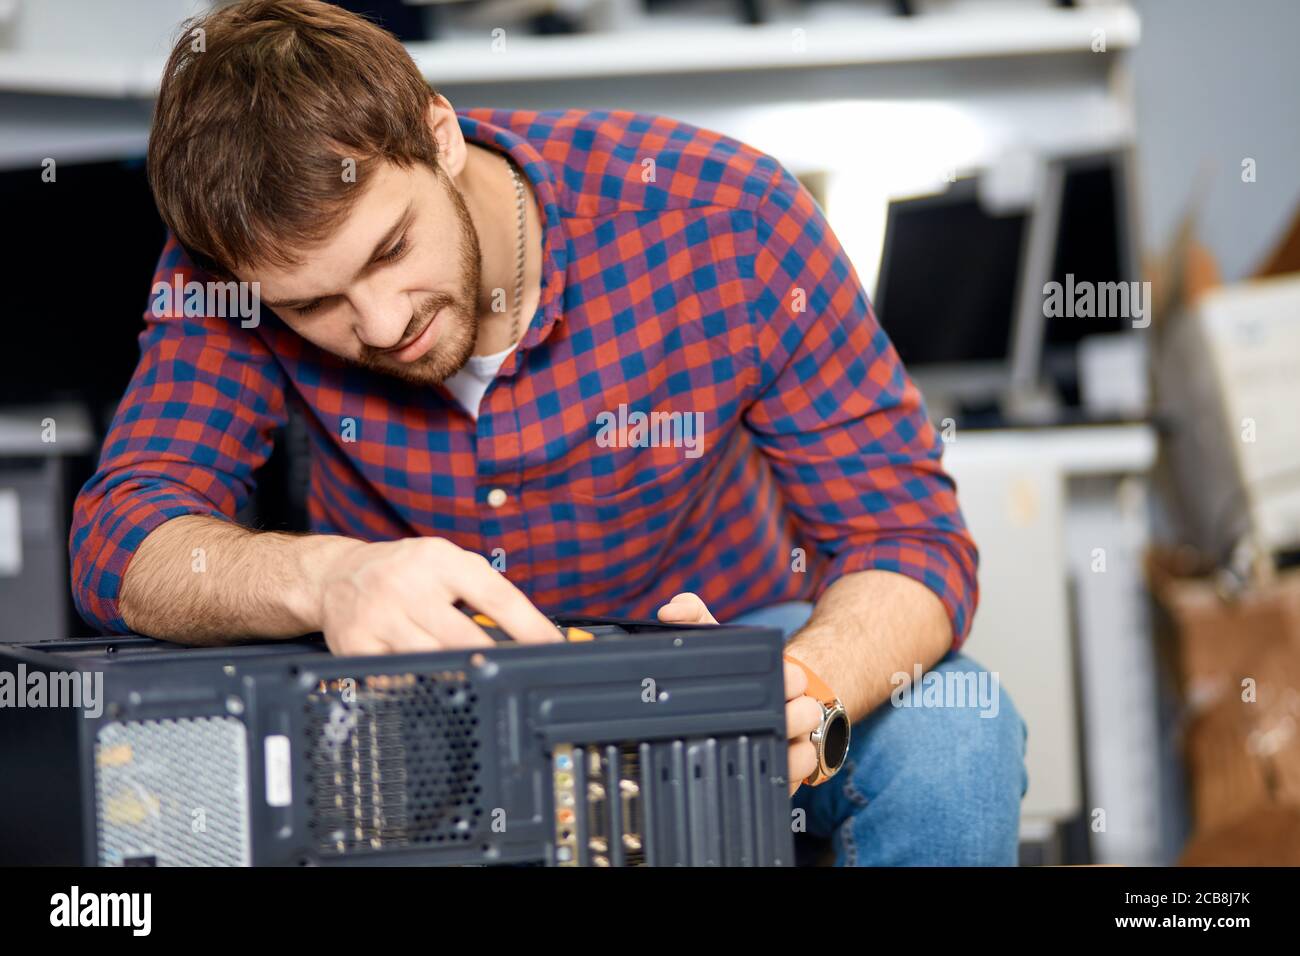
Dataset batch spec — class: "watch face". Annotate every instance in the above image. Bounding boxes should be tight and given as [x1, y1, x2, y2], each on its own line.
[823, 713, 851, 772]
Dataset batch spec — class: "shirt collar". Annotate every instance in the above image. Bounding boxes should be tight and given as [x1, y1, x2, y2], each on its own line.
[457, 110, 568, 361]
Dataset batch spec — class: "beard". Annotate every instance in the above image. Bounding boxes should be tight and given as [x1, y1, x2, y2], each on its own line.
[355, 167, 483, 387]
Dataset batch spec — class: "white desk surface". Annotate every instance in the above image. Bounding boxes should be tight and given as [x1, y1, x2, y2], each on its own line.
[944, 422, 1157, 477]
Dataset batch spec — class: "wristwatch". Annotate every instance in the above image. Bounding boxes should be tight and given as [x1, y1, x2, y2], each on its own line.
[783, 654, 851, 787]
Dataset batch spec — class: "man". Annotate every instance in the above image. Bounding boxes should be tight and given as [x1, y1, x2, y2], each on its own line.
[70, 0, 1027, 865]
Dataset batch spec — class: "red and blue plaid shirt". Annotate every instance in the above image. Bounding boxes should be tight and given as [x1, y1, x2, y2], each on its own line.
[71, 108, 978, 646]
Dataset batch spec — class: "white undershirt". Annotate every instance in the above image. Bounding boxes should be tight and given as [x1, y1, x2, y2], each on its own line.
[443, 343, 517, 420]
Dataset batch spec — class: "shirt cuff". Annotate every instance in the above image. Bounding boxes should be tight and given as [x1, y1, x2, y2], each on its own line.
[71, 484, 228, 635]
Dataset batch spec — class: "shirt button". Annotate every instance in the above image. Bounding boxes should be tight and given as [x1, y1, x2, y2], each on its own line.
[487, 488, 508, 508]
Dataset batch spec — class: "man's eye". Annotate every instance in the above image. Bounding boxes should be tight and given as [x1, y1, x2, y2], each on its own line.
[289, 235, 408, 316]
[380, 236, 408, 262]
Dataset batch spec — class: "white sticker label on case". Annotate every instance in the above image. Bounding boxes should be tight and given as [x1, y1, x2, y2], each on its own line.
[264, 734, 292, 807]
[0, 489, 20, 577]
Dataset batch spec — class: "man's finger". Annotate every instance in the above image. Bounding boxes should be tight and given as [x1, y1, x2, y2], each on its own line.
[656, 592, 718, 625]
[783, 661, 808, 700]
[325, 622, 390, 657]
[392, 608, 493, 655]
[441, 561, 560, 644]
[655, 604, 696, 624]
[786, 694, 821, 739]
[382, 613, 452, 654]
[788, 740, 818, 795]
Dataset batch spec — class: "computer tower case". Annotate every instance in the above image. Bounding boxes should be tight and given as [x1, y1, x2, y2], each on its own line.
[0, 617, 794, 866]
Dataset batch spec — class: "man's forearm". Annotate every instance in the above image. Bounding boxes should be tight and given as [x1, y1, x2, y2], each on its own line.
[118, 514, 363, 643]
[785, 569, 954, 721]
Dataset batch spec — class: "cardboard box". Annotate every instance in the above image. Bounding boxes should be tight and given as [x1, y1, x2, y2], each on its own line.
[1148, 554, 1300, 863]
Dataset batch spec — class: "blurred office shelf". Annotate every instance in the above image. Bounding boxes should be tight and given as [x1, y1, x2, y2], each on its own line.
[0, 5, 1139, 97]
[0, 403, 95, 456]
[406, 6, 1140, 84]
[0, 52, 166, 98]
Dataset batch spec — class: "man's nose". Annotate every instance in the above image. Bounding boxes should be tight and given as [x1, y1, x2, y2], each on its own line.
[350, 285, 411, 350]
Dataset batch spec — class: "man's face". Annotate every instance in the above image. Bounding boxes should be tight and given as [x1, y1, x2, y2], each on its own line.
[250, 160, 482, 386]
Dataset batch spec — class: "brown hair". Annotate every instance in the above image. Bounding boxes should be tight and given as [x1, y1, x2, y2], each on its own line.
[148, 0, 438, 276]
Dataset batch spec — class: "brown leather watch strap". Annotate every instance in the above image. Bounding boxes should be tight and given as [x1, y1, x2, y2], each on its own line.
[783, 653, 836, 707]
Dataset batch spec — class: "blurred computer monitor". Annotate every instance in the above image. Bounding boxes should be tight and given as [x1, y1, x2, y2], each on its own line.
[0, 157, 166, 411]
[873, 177, 1032, 412]
[1012, 149, 1142, 408]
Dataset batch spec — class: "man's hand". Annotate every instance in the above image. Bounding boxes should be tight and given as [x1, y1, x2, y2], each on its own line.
[657, 592, 822, 796]
[315, 537, 561, 655]
[118, 516, 562, 654]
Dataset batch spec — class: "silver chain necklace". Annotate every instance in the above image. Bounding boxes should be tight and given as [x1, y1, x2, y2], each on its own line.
[505, 155, 527, 347]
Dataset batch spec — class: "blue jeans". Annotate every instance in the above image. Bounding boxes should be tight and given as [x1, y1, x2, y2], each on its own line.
[732, 601, 1029, 866]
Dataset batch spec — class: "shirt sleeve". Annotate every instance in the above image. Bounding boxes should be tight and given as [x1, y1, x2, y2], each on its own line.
[69, 235, 288, 634]
[742, 163, 980, 649]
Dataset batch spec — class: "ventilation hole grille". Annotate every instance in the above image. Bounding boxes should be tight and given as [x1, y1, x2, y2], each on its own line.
[303, 672, 482, 855]
[95, 716, 250, 867]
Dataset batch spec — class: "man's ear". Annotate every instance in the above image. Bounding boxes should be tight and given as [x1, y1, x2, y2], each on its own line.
[427, 95, 467, 179]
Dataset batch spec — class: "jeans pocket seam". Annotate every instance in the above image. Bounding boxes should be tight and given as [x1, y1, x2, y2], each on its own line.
[840, 758, 870, 809]
[837, 816, 858, 867]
